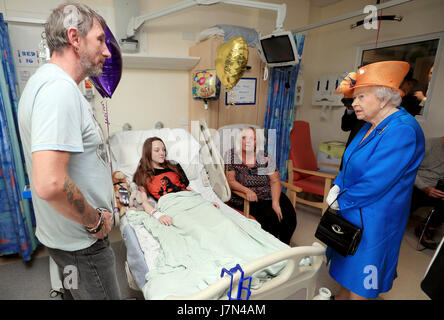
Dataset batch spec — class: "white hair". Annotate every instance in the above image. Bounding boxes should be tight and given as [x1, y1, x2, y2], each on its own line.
[374, 86, 402, 107]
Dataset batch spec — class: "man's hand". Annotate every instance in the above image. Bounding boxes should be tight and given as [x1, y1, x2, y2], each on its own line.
[414, 91, 426, 101]
[423, 186, 444, 199]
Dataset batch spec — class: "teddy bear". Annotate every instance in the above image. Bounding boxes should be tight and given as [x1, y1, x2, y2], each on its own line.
[112, 171, 130, 217]
[129, 182, 146, 212]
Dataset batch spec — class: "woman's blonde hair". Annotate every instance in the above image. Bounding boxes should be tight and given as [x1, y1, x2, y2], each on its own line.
[235, 126, 265, 155]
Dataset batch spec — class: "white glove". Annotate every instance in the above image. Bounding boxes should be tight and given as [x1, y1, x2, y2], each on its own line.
[326, 185, 340, 210]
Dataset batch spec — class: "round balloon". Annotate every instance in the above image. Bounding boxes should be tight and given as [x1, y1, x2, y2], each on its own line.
[215, 37, 249, 91]
[89, 24, 122, 98]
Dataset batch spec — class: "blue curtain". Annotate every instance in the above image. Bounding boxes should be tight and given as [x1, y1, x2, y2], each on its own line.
[263, 34, 305, 182]
[0, 13, 38, 261]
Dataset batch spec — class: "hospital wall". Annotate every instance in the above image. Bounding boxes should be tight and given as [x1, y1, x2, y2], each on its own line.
[89, 0, 310, 135]
[1, 0, 308, 134]
[4, 0, 442, 151]
[98, 0, 256, 134]
[299, 0, 444, 152]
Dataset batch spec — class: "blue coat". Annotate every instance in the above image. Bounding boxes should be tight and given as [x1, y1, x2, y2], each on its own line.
[327, 107, 425, 298]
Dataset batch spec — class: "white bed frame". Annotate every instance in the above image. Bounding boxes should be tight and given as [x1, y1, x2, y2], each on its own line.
[109, 127, 326, 300]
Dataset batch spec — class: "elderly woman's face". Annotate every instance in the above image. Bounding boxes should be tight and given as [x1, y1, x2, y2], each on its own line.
[352, 87, 383, 123]
[241, 129, 256, 152]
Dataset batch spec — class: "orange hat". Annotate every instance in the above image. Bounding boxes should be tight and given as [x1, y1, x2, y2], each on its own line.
[334, 72, 356, 98]
[334, 61, 410, 98]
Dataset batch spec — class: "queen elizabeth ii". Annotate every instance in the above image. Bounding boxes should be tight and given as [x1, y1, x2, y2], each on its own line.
[326, 61, 425, 300]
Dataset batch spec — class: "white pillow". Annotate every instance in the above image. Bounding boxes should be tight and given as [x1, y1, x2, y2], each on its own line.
[109, 129, 203, 182]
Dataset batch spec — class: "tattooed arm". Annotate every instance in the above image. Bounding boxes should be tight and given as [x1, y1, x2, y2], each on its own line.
[32, 150, 112, 238]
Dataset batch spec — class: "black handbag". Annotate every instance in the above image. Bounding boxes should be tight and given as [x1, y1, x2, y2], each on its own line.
[315, 191, 364, 257]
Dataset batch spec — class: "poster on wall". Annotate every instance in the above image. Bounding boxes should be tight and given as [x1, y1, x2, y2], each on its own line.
[225, 78, 257, 105]
[14, 49, 45, 92]
[8, 23, 46, 95]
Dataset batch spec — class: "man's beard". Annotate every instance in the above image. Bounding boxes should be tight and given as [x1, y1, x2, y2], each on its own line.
[80, 53, 103, 77]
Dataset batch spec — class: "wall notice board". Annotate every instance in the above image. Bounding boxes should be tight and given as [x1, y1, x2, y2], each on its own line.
[225, 77, 257, 105]
[7, 23, 46, 95]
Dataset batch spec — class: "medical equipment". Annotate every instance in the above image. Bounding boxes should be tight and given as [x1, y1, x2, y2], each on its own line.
[256, 30, 300, 67]
[221, 264, 252, 300]
[109, 127, 326, 300]
[312, 73, 347, 119]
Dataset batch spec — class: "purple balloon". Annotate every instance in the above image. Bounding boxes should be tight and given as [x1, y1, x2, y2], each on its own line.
[89, 25, 122, 98]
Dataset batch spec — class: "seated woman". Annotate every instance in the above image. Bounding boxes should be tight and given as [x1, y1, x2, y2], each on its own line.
[224, 127, 297, 245]
[130, 137, 288, 299]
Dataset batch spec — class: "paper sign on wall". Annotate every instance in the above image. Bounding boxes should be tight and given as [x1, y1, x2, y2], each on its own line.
[16, 50, 42, 66]
[225, 78, 257, 105]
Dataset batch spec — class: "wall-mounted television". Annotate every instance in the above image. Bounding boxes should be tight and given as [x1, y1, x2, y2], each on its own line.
[257, 30, 299, 67]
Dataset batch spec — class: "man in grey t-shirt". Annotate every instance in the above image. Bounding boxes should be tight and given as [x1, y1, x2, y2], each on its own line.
[411, 136, 444, 250]
[18, 3, 120, 299]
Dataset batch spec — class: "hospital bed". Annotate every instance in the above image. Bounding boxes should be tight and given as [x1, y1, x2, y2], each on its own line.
[109, 127, 326, 300]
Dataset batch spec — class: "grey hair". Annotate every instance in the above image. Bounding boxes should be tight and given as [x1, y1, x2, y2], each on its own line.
[44, 2, 106, 55]
[374, 86, 402, 107]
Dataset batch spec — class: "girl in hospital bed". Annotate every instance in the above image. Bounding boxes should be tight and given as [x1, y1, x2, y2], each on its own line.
[133, 137, 218, 225]
[129, 136, 288, 299]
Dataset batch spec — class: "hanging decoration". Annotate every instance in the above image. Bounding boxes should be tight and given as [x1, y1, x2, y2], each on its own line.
[192, 69, 220, 109]
[192, 69, 220, 99]
[89, 25, 122, 98]
[215, 36, 249, 92]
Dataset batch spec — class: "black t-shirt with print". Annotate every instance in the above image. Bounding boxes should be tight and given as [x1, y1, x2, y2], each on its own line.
[146, 163, 189, 200]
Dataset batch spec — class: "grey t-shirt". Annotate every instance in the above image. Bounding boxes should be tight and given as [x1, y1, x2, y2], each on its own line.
[18, 63, 113, 251]
[414, 137, 444, 190]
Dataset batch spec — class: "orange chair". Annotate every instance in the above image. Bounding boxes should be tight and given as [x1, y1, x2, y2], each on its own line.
[286, 121, 338, 213]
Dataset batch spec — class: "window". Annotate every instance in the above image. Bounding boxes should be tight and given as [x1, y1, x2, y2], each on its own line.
[356, 32, 443, 120]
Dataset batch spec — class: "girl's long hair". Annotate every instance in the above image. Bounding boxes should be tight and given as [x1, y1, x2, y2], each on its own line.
[133, 137, 185, 190]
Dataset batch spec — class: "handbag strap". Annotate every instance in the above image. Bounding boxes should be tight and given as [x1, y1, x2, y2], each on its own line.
[327, 189, 364, 231]
[359, 208, 364, 231]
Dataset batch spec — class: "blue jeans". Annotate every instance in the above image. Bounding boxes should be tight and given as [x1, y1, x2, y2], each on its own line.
[47, 237, 121, 300]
